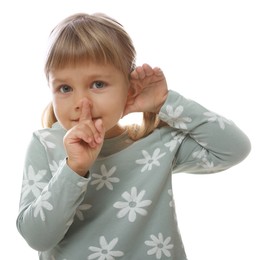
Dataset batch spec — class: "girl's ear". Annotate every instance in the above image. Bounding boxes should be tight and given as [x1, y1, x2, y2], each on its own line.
[123, 80, 142, 117]
[126, 86, 135, 105]
[126, 80, 141, 105]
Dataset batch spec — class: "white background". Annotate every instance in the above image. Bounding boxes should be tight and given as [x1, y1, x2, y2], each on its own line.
[0, 0, 271, 259]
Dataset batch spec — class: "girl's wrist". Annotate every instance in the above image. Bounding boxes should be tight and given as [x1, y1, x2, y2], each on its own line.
[154, 92, 168, 114]
[66, 158, 89, 177]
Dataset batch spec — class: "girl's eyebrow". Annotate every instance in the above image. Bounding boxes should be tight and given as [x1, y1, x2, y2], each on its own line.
[49, 78, 66, 87]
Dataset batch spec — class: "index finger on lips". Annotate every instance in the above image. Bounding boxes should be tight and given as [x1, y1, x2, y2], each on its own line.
[79, 98, 92, 122]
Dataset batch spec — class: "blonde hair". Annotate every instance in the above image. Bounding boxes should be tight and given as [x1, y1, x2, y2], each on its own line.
[42, 13, 163, 140]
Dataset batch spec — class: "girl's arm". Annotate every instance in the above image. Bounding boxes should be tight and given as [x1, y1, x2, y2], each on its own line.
[127, 64, 250, 173]
[159, 90, 251, 173]
[16, 133, 90, 251]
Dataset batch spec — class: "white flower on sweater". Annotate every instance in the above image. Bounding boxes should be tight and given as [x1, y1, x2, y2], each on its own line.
[36, 131, 56, 149]
[76, 203, 92, 221]
[33, 191, 53, 221]
[204, 111, 232, 129]
[91, 164, 120, 191]
[77, 181, 89, 194]
[113, 187, 152, 222]
[160, 105, 192, 129]
[192, 148, 214, 169]
[88, 236, 124, 260]
[22, 165, 47, 200]
[164, 132, 185, 152]
[168, 189, 174, 207]
[192, 147, 207, 159]
[136, 148, 166, 172]
[145, 233, 174, 259]
[49, 159, 64, 176]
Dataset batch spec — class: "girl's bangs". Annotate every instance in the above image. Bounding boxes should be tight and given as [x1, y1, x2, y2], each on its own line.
[47, 31, 110, 70]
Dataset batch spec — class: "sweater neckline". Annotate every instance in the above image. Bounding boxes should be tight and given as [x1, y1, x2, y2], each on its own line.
[99, 130, 134, 157]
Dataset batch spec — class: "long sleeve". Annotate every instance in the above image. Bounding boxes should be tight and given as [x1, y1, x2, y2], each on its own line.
[159, 90, 251, 174]
[16, 90, 251, 259]
[16, 133, 90, 251]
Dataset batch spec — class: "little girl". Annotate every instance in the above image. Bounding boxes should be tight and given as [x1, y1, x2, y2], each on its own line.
[16, 13, 251, 260]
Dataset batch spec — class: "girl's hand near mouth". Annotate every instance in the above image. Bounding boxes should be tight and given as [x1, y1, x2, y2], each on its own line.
[64, 98, 105, 177]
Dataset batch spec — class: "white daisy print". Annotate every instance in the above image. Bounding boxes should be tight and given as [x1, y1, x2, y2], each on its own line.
[49, 159, 64, 176]
[33, 191, 53, 221]
[36, 131, 56, 149]
[168, 189, 174, 208]
[204, 111, 232, 129]
[192, 148, 214, 170]
[76, 203, 92, 221]
[164, 132, 185, 152]
[22, 165, 47, 200]
[113, 187, 152, 222]
[88, 236, 124, 260]
[145, 233, 174, 259]
[192, 147, 207, 160]
[136, 148, 166, 172]
[91, 165, 120, 191]
[160, 105, 192, 129]
[197, 158, 214, 170]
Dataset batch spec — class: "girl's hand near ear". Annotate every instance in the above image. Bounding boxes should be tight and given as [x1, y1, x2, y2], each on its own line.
[64, 99, 105, 177]
[123, 64, 168, 116]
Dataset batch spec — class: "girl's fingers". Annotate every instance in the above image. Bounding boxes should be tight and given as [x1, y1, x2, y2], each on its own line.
[142, 63, 153, 76]
[79, 98, 92, 122]
[77, 99, 103, 145]
[73, 125, 94, 144]
[130, 69, 139, 80]
[94, 119, 104, 144]
[131, 65, 145, 80]
[131, 64, 156, 80]
[135, 66, 146, 80]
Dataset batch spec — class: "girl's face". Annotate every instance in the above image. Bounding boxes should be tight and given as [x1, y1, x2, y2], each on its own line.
[48, 62, 129, 138]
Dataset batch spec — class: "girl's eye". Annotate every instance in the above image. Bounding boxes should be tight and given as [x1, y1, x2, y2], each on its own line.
[59, 85, 72, 93]
[92, 81, 105, 89]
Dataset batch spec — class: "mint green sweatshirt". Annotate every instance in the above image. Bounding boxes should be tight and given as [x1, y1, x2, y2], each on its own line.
[17, 90, 251, 260]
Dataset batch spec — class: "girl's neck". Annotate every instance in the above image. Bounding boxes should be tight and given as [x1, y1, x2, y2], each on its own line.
[104, 124, 126, 139]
